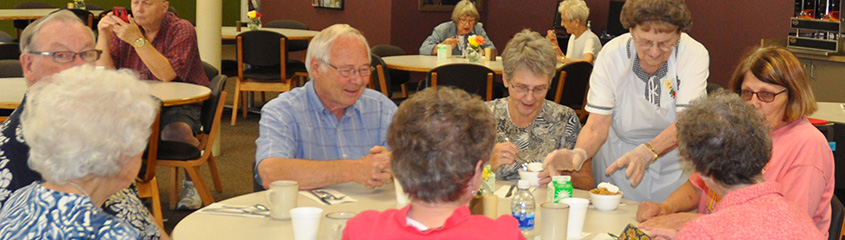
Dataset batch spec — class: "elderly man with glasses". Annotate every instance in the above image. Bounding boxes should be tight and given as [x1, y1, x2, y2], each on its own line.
[543, 0, 709, 203]
[254, 24, 397, 191]
[96, 0, 209, 210]
[0, 10, 166, 240]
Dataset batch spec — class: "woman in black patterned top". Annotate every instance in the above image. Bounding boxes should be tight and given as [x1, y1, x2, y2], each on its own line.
[487, 30, 590, 189]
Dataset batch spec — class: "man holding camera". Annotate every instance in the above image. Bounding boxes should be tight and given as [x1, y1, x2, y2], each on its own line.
[96, 0, 209, 210]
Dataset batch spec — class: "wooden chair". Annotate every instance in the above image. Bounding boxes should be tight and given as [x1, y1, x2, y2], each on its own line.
[427, 63, 494, 101]
[371, 44, 411, 97]
[264, 19, 310, 53]
[137, 103, 163, 227]
[231, 30, 307, 125]
[156, 75, 228, 209]
[548, 61, 593, 122]
[369, 54, 390, 97]
[830, 195, 844, 240]
[0, 43, 21, 60]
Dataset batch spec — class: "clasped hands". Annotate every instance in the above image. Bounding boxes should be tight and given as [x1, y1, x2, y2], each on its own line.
[355, 146, 393, 189]
[97, 12, 145, 46]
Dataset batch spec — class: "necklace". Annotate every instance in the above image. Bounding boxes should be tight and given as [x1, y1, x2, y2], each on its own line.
[67, 182, 91, 197]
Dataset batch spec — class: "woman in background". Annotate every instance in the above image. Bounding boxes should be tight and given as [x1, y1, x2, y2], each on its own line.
[546, 0, 602, 64]
[419, 0, 494, 56]
[343, 87, 523, 239]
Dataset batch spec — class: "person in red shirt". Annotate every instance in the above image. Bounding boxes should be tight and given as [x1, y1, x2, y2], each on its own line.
[650, 91, 824, 239]
[95, 0, 209, 210]
[343, 87, 524, 240]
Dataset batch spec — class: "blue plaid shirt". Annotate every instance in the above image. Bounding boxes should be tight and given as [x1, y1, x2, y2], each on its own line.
[255, 81, 397, 186]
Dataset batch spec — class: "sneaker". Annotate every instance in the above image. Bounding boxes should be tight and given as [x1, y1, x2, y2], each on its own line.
[177, 180, 202, 210]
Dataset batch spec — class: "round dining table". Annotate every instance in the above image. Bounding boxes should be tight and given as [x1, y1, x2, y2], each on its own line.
[0, 77, 211, 109]
[382, 55, 505, 74]
[172, 181, 639, 240]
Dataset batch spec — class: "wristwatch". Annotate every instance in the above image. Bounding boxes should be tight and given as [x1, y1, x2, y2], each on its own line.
[132, 37, 147, 48]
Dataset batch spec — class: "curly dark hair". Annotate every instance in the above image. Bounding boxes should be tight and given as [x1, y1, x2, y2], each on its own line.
[388, 87, 496, 203]
[620, 0, 692, 32]
[676, 90, 772, 186]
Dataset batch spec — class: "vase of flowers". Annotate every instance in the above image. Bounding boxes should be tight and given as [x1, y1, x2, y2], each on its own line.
[247, 10, 262, 30]
[466, 35, 486, 63]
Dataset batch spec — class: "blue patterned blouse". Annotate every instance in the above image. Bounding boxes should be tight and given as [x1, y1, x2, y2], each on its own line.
[0, 183, 139, 240]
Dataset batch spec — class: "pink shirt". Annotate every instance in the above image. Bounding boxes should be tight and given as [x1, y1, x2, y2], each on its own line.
[343, 205, 525, 240]
[690, 117, 834, 235]
[677, 182, 824, 239]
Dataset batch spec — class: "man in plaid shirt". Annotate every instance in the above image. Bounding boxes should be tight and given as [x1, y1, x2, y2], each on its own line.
[96, 0, 209, 210]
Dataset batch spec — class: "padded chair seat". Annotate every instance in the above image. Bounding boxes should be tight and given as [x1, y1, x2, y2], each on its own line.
[149, 140, 202, 160]
[243, 61, 306, 80]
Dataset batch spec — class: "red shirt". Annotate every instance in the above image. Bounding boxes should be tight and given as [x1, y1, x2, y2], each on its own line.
[343, 205, 525, 240]
[677, 182, 824, 239]
[109, 12, 208, 87]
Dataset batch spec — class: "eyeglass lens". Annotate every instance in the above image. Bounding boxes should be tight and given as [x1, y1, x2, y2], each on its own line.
[741, 90, 784, 102]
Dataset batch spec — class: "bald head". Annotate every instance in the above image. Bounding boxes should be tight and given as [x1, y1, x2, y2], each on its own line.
[19, 10, 96, 86]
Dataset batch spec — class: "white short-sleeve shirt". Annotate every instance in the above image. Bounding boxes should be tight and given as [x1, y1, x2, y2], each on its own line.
[566, 30, 602, 60]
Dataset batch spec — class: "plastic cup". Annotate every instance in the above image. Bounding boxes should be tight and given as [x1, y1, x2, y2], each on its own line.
[325, 211, 356, 240]
[290, 207, 324, 240]
[561, 198, 589, 239]
[540, 202, 569, 240]
[265, 180, 298, 220]
[518, 170, 541, 187]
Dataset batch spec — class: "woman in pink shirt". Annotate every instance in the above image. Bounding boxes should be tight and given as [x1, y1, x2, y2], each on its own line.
[343, 87, 525, 240]
[637, 47, 835, 237]
[657, 91, 823, 239]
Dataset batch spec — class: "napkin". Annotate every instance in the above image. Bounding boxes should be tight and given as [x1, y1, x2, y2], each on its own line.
[198, 203, 269, 218]
[616, 224, 652, 240]
[299, 189, 357, 205]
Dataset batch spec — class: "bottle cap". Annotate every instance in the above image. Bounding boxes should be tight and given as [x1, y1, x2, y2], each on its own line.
[517, 180, 529, 189]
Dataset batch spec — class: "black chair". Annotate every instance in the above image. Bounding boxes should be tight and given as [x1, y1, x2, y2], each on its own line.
[155, 74, 228, 209]
[706, 82, 725, 94]
[427, 63, 494, 101]
[0, 43, 21, 60]
[0, 60, 23, 78]
[371, 44, 411, 97]
[202, 61, 219, 81]
[264, 19, 310, 53]
[830, 195, 843, 240]
[548, 61, 593, 122]
[65, 9, 94, 29]
[231, 30, 308, 125]
[370, 54, 406, 106]
[13, 2, 55, 38]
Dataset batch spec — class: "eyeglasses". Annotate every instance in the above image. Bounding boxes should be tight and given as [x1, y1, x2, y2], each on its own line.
[28, 50, 102, 63]
[740, 89, 787, 103]
[458, 17, 476, 24]
[321, 60, 374, 78]
[511, 84, 549, 96]
[632, 33, 679, 52]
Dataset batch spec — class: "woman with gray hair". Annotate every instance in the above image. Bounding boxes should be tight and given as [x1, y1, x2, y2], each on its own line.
[546, 0, 602, 64]
[419, 0, 495, 56]
[343, 87, 523, 239]
[651, 91, 823, 239]
[544, 0, 709, 202]
[486, 30, 586, 188]
[0, 65, 158, 239]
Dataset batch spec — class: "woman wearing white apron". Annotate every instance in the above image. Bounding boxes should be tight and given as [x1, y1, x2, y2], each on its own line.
[543, 0, 708, 202]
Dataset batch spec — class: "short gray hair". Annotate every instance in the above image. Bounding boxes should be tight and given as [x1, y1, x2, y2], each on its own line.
[677, 90, 771, 186]
[558, 0, 590, 24]
[502, 29, 557, 81]
[19, 10, 95, 53]
[304, 24, 371, 74]
[451, 0, 480, 23]
[22, 65, 158, 185]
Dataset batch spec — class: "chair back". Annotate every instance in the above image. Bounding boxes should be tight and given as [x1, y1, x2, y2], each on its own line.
[370, 54, 391, 97]
[0, 60, 23, 78]
[427, 63, 494, 101]
[237, 30, 288, 68]
[0, 30, 14, 43]
[64, 9, 94, 28]
[548, 61, 592, 110]
[371, 44, 411, 86]
[140, 100, 163, 183]
[706, 82, 724, 94]
[830, 195, 844, 240]
[0, 43, 21, 60]
[202, 61, 219, 81]
[201, 75, 228, 135]
[264, 20, 309, 52]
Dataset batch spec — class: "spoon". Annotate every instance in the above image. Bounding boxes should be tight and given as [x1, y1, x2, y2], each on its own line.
[504, 136, 528, 171]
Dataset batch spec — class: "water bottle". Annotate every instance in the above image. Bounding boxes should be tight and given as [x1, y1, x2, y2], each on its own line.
[511, 180, 535, 238]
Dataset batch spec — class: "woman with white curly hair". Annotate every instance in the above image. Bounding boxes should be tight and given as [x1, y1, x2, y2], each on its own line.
[0, 65, 158, 239]
[546, 0, 602, 64]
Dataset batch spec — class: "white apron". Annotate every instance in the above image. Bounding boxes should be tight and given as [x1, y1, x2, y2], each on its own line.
[591, 50, 691, 203]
